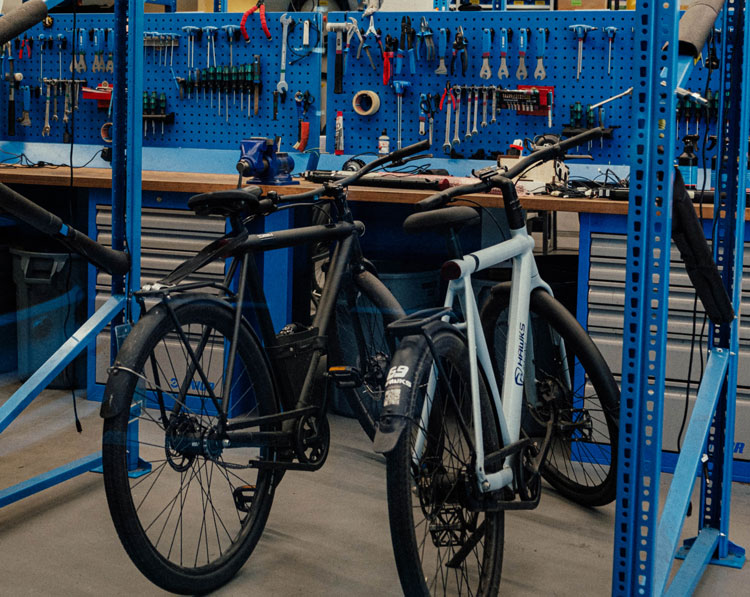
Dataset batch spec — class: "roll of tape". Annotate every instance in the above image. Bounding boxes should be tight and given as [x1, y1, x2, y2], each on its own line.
[352, 89, 380, 116]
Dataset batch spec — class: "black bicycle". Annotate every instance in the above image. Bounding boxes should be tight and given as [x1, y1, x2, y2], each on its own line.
[96, 140, 429, 594]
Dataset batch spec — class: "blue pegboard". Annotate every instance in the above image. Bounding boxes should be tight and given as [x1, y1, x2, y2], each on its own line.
[325, 10, 718, 164]
[0, 12, 323, 154]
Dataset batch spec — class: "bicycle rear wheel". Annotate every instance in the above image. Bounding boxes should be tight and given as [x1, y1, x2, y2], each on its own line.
[480, 286, 620, 507]
[102, 298, 279, 594]
[385, 327, 504, 596]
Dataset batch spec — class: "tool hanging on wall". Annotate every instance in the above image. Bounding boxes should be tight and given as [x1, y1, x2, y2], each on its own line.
[357, 27, 377, 72]
[534, 27, 548, 80]
[392, 79, 410, 149]
[569, 24, 597, 80]
[479, 27, 493, 79]
[450, 26, 467, 76]
[241, 0, 272, 42]
[327, 20, 351, 94]
[516, 28, 529, 80]
[416, 17, 434, 62]
[435, 27, 449, 75]
[497, 27, 511, 80]
[293, 90, 314, 151]
[352, 89, 380, 116]
[604, 26, 617, 75]
[277, 13, 293, 102]
[452, 84, 461, 147]
[335, 110, 344, 155]
[439, 82, 455, 153]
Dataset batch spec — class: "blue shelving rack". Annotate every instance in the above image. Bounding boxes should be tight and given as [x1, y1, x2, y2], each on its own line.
[613, 1, 748, 594]
[0, 0, 143, 508]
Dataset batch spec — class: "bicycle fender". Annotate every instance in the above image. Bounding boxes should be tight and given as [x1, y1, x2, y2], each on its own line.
[373, 320, 455, 455]
[100, 296, 268, 419]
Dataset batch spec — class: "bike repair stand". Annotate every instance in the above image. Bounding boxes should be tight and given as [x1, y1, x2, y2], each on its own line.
[0, 0, 145, 508]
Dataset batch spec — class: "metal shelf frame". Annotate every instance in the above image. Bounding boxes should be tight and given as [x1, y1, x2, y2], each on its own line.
[613, 0, 748, 594]
[0, 0, 143, 508]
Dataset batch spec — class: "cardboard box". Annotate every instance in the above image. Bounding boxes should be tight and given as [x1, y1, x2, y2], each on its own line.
[556, 0, 610, 9]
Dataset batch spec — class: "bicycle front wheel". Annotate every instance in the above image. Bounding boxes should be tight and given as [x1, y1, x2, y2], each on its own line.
[386, 327, 504, 596]
[481, 286, 620, 507]
[102, 298, 279, 594]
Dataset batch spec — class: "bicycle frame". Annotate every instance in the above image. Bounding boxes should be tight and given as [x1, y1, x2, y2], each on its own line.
[413, 223, 564, 494]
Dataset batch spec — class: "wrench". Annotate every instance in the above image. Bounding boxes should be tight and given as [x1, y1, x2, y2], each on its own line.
[464, 86, 472, 140]
[277, 14, 293, 97]
[471, 86, 479, 136]
[52, 83, 58, 121]
[516, 28, 528, 80]
[42, 81, 51, 136]
[479, 28, 493, 79]
[534, 27, 548, 80]
[75, 28, 87, 73]
[442, 100, 452, 153]
[481, 87, 488, 128]
[491, 86, 497, 124]
[497, 28, 510, 79]
[63, 83, 70, 123]
[452, 86, 461, 146]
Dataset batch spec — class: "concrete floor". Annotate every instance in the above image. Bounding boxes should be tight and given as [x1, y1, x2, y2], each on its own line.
[2, 379, 750, 596]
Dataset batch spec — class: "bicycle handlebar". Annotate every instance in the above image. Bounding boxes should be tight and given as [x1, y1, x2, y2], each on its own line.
[416, 127, 606, 212]
[0, 0, 49, 46]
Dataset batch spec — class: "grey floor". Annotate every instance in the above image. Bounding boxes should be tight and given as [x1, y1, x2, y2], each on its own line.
[2, 380, 750, 596]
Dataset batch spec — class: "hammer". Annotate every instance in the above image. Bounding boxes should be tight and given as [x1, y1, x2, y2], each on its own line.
[326, 20, 355, 94]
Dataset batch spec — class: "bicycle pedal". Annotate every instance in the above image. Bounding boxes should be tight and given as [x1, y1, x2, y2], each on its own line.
[233, 484, 256, 513]
[327, 366, 362, 388]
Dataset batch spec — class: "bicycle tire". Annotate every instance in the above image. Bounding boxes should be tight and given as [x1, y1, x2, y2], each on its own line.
[385, 327, 504, 596]
[329, 268, 405, 440]
[102, 298, 279, 594]
[480, 286, 620, 507]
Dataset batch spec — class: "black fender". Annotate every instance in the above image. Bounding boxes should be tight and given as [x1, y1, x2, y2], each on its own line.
[100, 295, 270, 419]
[373, 320, 460, 455]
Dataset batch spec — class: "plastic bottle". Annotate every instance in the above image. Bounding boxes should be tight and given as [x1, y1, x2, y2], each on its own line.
[377, 129, 390, 155]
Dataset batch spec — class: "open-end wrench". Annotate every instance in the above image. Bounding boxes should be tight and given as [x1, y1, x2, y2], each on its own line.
[452, 85, 461, 146]
[52, 83, 58, 121]
[481, 87, 488, 128]
[471, 86, 479, 136]
[490, 86, 497, 124]
[41, 81, 51, 135]
[534, 27, 548, 80]
[479, 28, 493, 79]
[435, 28, 449, 75]
[440, 85, 454, 153]
[497, 28, 510, 79]
[464, 86, 472, 140]
[75, 28, 87, 73]
[516, 28, 528, 80]
[277, 14, 293, 99]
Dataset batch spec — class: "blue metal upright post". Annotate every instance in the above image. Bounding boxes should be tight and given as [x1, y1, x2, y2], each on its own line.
[611, 0, 679, 594]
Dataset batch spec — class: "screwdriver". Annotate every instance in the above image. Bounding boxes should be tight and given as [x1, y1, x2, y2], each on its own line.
[230, 65, 238, 106]
[221, 65, 230, 118]
[158, 92, 166, 135]
[252, 55, 261, 116]
[149, 91, 157, 135]
[142, 90, 149, 137]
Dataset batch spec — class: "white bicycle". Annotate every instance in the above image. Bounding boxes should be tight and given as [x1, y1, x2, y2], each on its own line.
[373, 127, 620, 596]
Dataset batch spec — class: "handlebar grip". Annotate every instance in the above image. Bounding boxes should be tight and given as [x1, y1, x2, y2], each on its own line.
[678, 0, 725, 57]
[64, 227, 131, 277]
[417, 191, 451, 212]
[388, 138, 431, 163]
[0, 0, 48, 47]
[417, 180, 490, 212]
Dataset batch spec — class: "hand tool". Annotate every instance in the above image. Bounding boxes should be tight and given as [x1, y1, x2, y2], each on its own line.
[365, 16, 384, 58]
[221, 25, 240, 67]
[149, 90, 157, 135]
[392, 80, 410, 149]
[534, 27, 548, 80]
[277, 14, 293, 100]
[490, 85, 497, 124]
[220, 65, 229, 117]
[450, 27, 468, 76]
[481, 86, 488, 128]
[394, 34, 403, 76]
[38, 34, 46, 84]
[358, 28, 377, 71]
[18, 85, 31, 127]
[604, 26, 617, 75]
[293, 90, 314, 150]
[479, 28, 493, 79]
[516, 27, 528, 80]
[241, 0, 272, 41]
[416, 17, 434, 62]
[439, 82, 456, 153]
[252, 55, 261, 115]
[345, 16, 359, 62]
[207, 65, 216, 107]
[182, 26, 199, 70]
[19, 36, 31, 60]
[464, 86, 472, 140]
[383, 34, 396, 85]
[203, 26, 217, 68]
[435, 28, 449, 75]
[195, 68, 203, 104]
[569, 24, 597, 80]
[56, 34, 66, 79]
[419, 93, 428, 136]
[400, 16, 416, 75]
[497, 28, 511, 79]
[92, 29, 104, 72]
[419, 92, 438, 145]
[452, 85, 461, 147]
[42, 79, 51, 135]
[335, 110, 344, 155]
[105, 28, 114, 72]
[142, 91, 149, 137]
[363, 0, 382, 17]
[75, 28, 86, 73]
[327, 20, 351, 94]
[52, 82, 59, 122]
[158, 91, 167, 135]
[471, 85, 479, 136]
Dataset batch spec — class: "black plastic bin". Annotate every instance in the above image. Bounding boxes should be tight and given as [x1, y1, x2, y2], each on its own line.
[0, 244, 17, 373]
[11, 249, 87, 389]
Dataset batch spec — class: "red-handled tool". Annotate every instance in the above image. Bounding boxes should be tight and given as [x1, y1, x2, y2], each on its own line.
[241, 0, 271, 42]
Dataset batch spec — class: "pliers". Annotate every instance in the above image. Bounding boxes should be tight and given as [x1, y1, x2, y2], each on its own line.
[419, 92, 439, 144]
[365, 16, 383, 58]
[240, 0, 271, 42]
[293, 90, 314, 151]
[357, 27, 377, 71]
[383, 35, 398, 85]
[416, 17, 434, 62]
[450, 26, 468, 76]
[400, 16, 416, 75]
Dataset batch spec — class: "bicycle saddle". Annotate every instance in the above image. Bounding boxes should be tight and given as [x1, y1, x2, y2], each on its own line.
[187, 186, 263, 218]
[402, 205, 480, 236]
